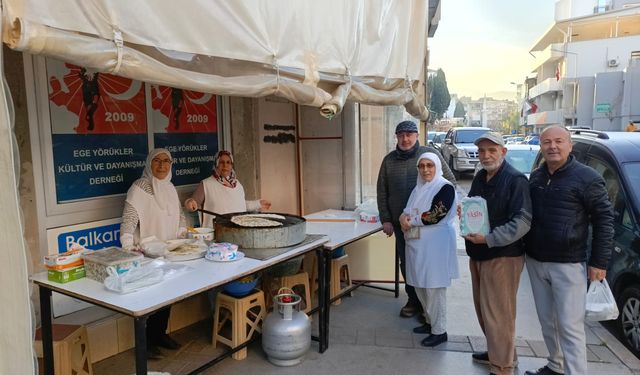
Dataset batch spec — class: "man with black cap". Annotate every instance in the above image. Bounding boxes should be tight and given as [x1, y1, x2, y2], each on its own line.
[463, 131, 531, 375]
[376, 120, 456, 319]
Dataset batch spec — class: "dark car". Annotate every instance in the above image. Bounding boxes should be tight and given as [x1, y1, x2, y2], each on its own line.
[427, 131, 446, 148]
[431, 133, 445, 151]
[535, 129, 640, 354]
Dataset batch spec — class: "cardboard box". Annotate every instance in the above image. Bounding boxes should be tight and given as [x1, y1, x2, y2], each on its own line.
[116, 315, 135, 352]
[85, 316, 119, 362]
[168, 294, 211, 332]
[47, 266, 86, 283]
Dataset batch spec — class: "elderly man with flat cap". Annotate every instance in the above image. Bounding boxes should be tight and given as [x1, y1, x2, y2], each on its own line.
[376, 120, 456, 320]
[464, 131, 532, 375]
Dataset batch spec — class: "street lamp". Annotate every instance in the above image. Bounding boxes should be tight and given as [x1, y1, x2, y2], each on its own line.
[510, 82, 522, 103]
[509, 82, 522, 134]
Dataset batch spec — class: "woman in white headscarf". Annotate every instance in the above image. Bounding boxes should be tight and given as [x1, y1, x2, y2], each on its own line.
[400, 152, 459, 348]
[120, 148, 185, 359]
[184, 150, 270, 226]
[120, 148, 186, 248]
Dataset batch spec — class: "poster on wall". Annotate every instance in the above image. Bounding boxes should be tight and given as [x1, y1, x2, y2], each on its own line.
[47, 59, 149, 202]
[150, 85, 218, 186]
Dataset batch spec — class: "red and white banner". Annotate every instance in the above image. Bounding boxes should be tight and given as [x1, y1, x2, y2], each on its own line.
[47, 61, 147, 134]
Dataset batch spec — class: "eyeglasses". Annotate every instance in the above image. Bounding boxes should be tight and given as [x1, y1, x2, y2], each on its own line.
[152, 158, 172, 165]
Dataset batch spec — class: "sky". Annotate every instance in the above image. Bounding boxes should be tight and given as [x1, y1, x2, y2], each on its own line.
[429, 0, 557, 101]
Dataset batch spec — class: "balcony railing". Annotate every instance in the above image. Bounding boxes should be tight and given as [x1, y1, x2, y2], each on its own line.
[528, 77, 563, 99]
[527, 110, 564, 126]
[594, 4, 611, 13]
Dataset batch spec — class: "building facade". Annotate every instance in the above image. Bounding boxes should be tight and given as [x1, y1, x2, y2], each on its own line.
[523, 0, 640, 132]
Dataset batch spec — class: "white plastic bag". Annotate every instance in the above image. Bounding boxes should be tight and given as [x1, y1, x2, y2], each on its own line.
[355, 198, 379, 223]
[104, 259, 191, 294]
[585, 279, 619, 321]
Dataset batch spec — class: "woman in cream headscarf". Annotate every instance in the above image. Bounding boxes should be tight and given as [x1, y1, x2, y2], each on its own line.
[120, 148, 185, 359]
[185, 150, 270, 225]
[400, 152, 459, 348]
[120, 148, 186, 248]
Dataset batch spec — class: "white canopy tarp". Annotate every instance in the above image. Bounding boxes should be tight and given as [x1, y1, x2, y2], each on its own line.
[2, 0, 430, 119]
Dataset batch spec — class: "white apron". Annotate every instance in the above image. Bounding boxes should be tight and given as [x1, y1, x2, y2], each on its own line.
[126, 183, 181, 241]
[201, 177, 257, 228]
[405, 204, 459, 288]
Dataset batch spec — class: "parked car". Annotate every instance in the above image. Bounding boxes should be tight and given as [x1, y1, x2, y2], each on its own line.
[431, 133, 445, 151]
[523, 135, 540, 145]
[535, 129, 640, 355]
[474, 144, 539, 178]
[440, 127, 491, 176]
[506, 136, 524, 145]
[427, 131, 446, 148]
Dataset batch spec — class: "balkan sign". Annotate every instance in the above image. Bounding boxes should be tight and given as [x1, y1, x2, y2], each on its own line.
[47, 218, 122, 254]
[57, 223, 121, 252]
[151, 85, 219, 186]
[47, 59, 148, 202]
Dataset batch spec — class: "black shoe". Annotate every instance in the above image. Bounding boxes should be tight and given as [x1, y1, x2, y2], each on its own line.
[472, 351, 490, 365]
[157, 334, 181, 350]
[146, 345, 165, 360]
[412, 323, 431, 334]
[400, 301, 420, 317]
[472, 351, 519, 367]
[524, 366, 563, 375]
[420, 332, 447, 347]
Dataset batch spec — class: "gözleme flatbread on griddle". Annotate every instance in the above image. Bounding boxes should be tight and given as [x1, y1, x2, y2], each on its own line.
[230, 214, 284, 227]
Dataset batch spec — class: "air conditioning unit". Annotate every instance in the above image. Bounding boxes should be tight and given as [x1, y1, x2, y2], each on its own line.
[608, 58, 619, 67]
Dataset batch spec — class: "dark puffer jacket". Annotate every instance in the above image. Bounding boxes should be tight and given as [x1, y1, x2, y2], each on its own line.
[525, 155, 614, 269]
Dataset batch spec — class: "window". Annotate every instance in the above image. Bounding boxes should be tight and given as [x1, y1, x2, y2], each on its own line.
[359, 104, 419, 202]
[622, 162, 640, 211]
[455, 129, 489, 143]
[585, 157, 620, 205]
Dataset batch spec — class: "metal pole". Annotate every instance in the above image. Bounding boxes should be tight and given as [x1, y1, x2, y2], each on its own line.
[39, 287, 54, 375]
[573, 54, 578, 127]
[134, 316, 148, 375]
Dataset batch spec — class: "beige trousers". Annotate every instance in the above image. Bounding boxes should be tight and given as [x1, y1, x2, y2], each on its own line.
[469, 256, 524, 375]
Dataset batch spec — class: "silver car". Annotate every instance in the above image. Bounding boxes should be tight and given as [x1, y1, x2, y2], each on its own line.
[474, 144, 540, 178]
[440, 127, 491, 176]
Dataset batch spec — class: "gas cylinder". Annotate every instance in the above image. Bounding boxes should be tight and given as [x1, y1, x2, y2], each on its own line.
[261, 289, 311, 366]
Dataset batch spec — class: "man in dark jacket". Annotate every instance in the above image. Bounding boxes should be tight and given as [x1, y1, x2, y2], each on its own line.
[464, 132, 532, 375]
[377, 120, 456, 318]
[524, 125, 614, 375]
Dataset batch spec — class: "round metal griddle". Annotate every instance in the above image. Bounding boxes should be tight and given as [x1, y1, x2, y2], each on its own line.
[213, 211, 307, 249]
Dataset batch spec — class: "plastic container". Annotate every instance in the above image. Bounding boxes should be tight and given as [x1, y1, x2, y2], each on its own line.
[189, 227, 214, 241]
[332, 246, 345, 259]
[223, 275, 259, 297]
[82, 247, 143, 282]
